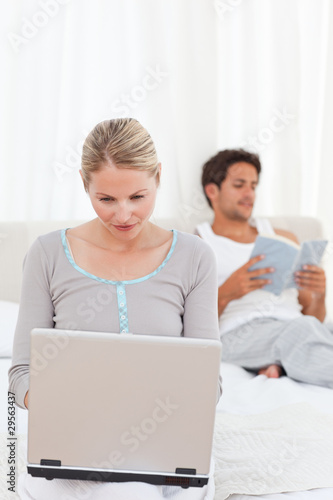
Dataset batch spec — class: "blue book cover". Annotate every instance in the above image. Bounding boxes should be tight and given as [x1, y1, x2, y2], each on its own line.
[249, 235, 328, 295]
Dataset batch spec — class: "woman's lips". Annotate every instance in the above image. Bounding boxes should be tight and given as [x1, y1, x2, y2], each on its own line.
[113, 224, 136, 231]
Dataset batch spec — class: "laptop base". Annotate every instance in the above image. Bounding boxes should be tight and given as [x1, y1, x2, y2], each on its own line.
[27, 465, 208, 488]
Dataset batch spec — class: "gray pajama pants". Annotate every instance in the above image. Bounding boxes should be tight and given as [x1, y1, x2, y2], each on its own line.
[221, 315, 333, 389]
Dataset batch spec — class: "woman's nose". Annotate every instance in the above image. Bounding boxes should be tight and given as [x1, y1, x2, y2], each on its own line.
[115, 203, 132, 223]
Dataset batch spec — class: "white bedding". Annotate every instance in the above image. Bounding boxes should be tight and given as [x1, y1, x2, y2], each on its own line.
[1, 359, 333, 499]
[214, 404, 333, 498]
[215, 364, 333, 499]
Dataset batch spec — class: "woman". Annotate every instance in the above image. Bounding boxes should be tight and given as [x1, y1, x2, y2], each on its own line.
[9, 117, 222, 411]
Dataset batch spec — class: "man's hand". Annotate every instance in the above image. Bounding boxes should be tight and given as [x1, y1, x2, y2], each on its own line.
[24, 391, 29, 409]
[295, 265, 326, 297]
[297, 265, 326, 322]
[218, 255, 274, 316]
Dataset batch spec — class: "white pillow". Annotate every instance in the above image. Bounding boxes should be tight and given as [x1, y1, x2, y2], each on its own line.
[0, 300, 19, 357]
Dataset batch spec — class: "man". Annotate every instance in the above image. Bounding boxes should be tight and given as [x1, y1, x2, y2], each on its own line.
[196, 149, 333, 387]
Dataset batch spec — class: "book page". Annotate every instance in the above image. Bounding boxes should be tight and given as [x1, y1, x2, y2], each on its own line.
[249, 236, 298, 295]
[285, 240, 328, 288]
[259, 232, 300, 250]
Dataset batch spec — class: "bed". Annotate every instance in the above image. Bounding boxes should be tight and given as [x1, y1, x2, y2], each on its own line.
[1, 217, 333, 500]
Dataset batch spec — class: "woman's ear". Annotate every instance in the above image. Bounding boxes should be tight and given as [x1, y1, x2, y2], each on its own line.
[156, 163, 162, 186]
[79, 170, 88, 192]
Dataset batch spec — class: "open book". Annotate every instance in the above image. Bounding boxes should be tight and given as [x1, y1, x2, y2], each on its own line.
[249, 234, 328, 295]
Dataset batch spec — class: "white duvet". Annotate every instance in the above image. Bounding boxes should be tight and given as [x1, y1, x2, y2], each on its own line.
[215, 363, 333, 499]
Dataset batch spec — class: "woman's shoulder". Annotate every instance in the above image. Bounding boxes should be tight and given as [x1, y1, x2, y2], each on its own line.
[22, 229, 65, 270]
[175, 229, 210, 244]
[38, 220, 96, 248]
[172, 231, 217, 279]
[32, 228, 64, 248]
[174, 230, 215, 258]
[65, 220, 95, 238]
[24, 229, 64, 259]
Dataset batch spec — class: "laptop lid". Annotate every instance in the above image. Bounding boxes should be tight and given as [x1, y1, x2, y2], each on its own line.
[27, 329, 221, 487]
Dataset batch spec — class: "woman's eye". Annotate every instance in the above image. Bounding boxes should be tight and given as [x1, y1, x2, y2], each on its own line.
[131, 195, 144, 200]
[99, 197, 113, 202]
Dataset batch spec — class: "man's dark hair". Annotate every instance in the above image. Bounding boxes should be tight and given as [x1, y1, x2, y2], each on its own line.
[201, 149, 261, 208]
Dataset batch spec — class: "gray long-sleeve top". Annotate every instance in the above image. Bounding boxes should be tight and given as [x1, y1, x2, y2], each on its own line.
[9, 228, 222, 409]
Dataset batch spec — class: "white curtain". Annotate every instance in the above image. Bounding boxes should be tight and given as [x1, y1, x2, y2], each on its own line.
[1, 0, 333, 236]
[215, 0, 333, 232]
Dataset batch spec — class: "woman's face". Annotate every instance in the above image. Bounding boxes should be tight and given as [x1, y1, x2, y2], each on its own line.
[86, 164, 160, 241]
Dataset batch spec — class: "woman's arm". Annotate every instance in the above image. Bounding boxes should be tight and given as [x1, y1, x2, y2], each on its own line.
[182, 238, 222, 400]
[182, 240, 219, 340]
[8, 237, 54, 409]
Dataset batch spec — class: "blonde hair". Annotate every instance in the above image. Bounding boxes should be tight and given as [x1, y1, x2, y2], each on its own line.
[81, 118, 160, 191]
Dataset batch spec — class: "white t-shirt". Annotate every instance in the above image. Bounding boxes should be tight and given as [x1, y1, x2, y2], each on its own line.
[196, 218, 303, 335]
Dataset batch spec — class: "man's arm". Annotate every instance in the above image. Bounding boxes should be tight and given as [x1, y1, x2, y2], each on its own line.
[274, 228, 327, 322]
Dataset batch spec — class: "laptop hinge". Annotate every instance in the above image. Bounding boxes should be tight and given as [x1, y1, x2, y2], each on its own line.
[175, 468, 196, 475]
[40, 459, 61, 467]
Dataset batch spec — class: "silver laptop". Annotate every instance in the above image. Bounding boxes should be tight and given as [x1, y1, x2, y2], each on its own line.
[27, 328, 221, 488]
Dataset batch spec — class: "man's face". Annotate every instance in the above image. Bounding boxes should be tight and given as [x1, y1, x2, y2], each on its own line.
[214, 162, 259, 221]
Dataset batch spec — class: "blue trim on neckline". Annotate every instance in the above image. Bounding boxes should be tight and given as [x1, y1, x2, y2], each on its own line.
[61, 229, 177, 285]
